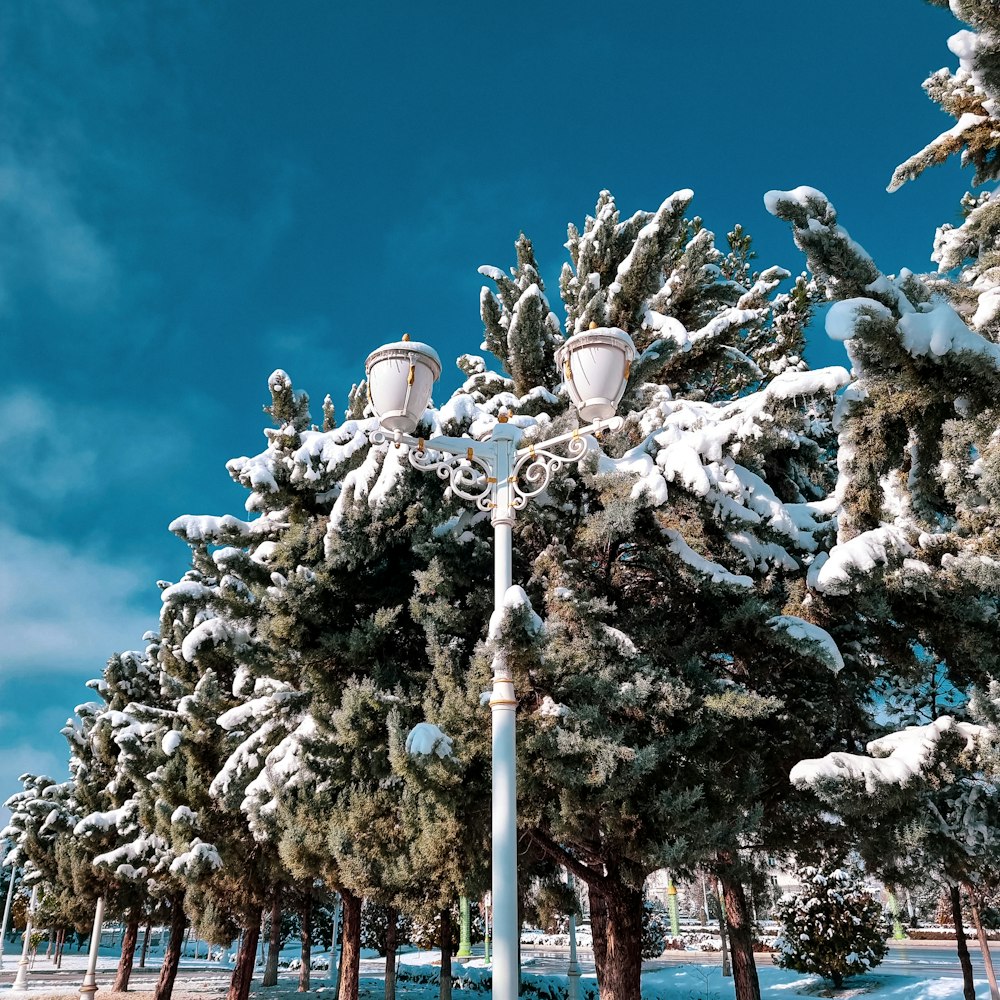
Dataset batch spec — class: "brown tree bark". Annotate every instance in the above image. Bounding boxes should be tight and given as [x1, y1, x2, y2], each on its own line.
[153, 895, 187, 1000]
[298, 892, 312, 993]
[55, 928, 64, 968]
[439, 908, 452, 1000]
[114, 910, 142, 992]
[587, 880, 643, 1000]
[262, 892, 281, 987]
[384, 907, 398, 1000]
[588, 888, 609, 986]
[139, 919, 152, 969]
[966, 884, 1000, 1000]
[337, 889, 362, 1000]
[226, 907, 263, 1000]
[717, 851, 761, 1000]
[951, 884, 977, 1000]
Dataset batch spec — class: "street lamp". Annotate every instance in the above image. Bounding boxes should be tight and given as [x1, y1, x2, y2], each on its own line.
[365, 327, 635, 1000]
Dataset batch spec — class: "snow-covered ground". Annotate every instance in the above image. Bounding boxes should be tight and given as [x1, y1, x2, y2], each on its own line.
[0, 944, 994, 999]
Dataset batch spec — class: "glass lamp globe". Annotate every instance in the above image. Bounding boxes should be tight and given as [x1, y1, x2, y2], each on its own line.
[365, 335, 441, 433]
[556, 325, 635, 420]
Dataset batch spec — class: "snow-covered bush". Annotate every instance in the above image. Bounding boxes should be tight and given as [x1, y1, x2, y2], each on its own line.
[641, 901, 671, 959]
[774, 867, 888, 988]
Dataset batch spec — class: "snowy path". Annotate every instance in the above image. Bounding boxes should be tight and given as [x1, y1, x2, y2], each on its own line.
[0, 944, 994, 999]
[0, 961, 995, 999]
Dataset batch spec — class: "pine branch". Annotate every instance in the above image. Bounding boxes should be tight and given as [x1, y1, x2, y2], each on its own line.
[523, 828, 608, 892]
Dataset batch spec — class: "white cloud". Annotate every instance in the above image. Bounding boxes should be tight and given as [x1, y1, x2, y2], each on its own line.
[0, 524, 156, 676]
[0, 155, 119, 316]
[0, 389, 101, 503]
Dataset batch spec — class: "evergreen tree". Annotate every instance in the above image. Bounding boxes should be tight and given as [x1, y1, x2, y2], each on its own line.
[400, 190, 858, 1000]
[774, 866, 888, 988]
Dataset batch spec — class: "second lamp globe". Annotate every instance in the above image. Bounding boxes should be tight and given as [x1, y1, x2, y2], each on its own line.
[365, 325, 635, 433]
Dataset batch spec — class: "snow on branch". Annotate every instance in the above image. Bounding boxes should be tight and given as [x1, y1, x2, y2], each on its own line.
[791, 716, 989, 795]
[767, 616, 844, 673]
[488, 585, 543, 640]
[807, 525, 912, 594]
[405, 722, 454, 759]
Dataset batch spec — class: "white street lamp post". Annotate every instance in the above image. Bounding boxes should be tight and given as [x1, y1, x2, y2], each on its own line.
[365, 327, 634, 1000]
[0, 864, 17, 969]
[565, 871, 581, 1000]
[11, 885, 38, 991]
[79, 895, 105, 1000]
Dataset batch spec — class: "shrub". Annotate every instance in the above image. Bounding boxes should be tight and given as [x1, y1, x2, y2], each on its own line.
[774, 867, 888, 988]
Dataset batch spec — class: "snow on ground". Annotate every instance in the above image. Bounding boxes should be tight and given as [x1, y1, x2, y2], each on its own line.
[0, 947, 993, 1000]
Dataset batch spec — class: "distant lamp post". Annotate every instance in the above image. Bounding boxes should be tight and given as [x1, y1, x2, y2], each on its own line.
[0, 864, 18, 969]
[365, 326, 635, 1000]
[11, 885, 37, 991]
[565, 871, 581, 1000]
[79, 895, 105, 1000]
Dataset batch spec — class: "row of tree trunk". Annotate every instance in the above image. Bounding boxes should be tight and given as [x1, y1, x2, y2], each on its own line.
[48, 870, 1000, 1000]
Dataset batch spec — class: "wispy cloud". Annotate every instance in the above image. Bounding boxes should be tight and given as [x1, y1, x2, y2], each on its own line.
[0, 524, 156, 676]
[0, 155, 119, 316]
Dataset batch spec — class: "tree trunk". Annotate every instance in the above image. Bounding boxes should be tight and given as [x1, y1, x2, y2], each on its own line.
[298, 892, 312, 993]
[384, 907, 398, 1000]
[114, 910, 142, 992]
[966, 883, 1000, 1000]
[439, 908, 452, 1000]
[226, 906, 263, 1000]
[587, 887, 609, 986]
[262, 892, 281, 987]
[587, 881, 643, 1000]
[139, 919, 152, 969]
[337, 889, 362, 1000]
[715, 879, 731, 978]
[55, 928, 64, 968]
[153, 895, 187, 1000]
[950, 884, 976, 1000]
[718, 852, 761, 1000]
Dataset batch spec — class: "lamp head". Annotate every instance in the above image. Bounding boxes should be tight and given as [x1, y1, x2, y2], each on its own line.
[365, 337, 442, 433]
[556, 326, 636, 421]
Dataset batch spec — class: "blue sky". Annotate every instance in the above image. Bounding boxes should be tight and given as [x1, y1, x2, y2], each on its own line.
[0, 0, 973, 814]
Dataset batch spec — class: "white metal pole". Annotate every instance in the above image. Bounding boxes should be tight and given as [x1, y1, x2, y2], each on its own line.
[565, 871, 581, 1000]
[12, 885, 38, 991]
[490, 425, 518, 1000]
[0, 866, 18, 969]
[79, 896, 105, 999]
[330, 895, 341, 985]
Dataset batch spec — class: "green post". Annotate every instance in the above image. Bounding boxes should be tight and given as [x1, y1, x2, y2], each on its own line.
[667, 874, 680, 937]
[484, 893, 491, 965]
[887, 890, 906, 940]
[457, 896, 473, 959]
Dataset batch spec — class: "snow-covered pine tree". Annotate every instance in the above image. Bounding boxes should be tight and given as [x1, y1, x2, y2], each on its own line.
[399, 190, 859, 1000]
[186, 369, 476, 1000]
[64, 662, 157, 991]
[790, 696, 1000, 999]
[1, 775, 84, 947]
[889, 1, 1000, 195]
[769, 15, 1000, 982]
[154, 518, 280, 1000]
[774, 866, 887, 988]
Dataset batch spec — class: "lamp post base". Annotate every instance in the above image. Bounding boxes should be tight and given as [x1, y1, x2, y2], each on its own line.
[11, 957, 29, 991]
[567, 963, 582, 1000]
